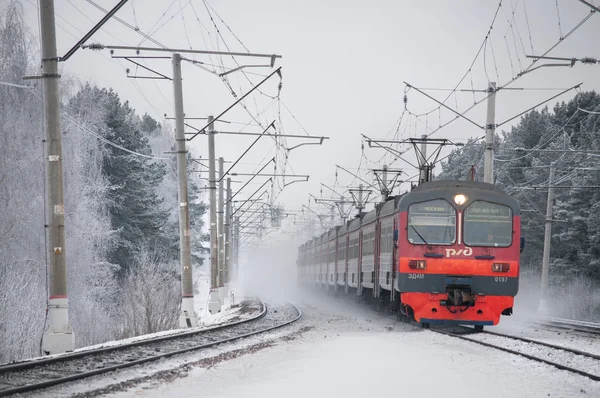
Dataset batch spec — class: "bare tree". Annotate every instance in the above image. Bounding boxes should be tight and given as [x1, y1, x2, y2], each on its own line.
[116, 248, 180, 338]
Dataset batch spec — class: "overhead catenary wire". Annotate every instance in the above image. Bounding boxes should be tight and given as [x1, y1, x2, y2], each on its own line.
[401, 8, 595, 154]
[87, 0, 310, 210]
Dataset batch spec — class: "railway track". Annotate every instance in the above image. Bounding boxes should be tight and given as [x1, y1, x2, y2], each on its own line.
[0, 300, 301, 397]
[432, 326, 600, 381]
[534, 317, 600, 336]
[320, 287, 600, 380]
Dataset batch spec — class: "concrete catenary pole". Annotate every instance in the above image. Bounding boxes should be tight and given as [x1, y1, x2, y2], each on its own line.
[40, 0, 75, 355]
[218, 157, 227, 301]
[225, 178, 232, 287]
[484, 82, 497, 184]
[208, 116, 221, 313]
[230, 210, 236, 282]
[539, 162, 556, 313]
[419, 134, 428, 184]
[172, 54, 197, 327]
[234, 216, 240, 279]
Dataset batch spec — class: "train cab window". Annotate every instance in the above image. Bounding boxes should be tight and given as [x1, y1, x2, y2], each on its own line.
[463, 201, 512, 247]
[407, 199, 456, 245]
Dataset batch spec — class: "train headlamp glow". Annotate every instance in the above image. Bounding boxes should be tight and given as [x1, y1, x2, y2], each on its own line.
[453, 194, 468, 206]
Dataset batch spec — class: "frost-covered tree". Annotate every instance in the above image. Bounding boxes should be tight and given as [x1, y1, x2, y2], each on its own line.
[62, 87, 121, 347]
[116, 248, 180, 337]
[0, 4, 125, 355]
[0, 1, 47, 362]
[68, 86, 171, 275]
[0, 1, 212, 360]
[148, 123, 209, 268]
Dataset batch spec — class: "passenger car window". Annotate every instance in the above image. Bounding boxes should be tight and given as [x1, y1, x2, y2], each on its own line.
[408, 199, 456, 245]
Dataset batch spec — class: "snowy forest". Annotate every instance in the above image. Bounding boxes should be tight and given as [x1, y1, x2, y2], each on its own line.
[438, 90, 600, 319]
[0, 4, 207, 362]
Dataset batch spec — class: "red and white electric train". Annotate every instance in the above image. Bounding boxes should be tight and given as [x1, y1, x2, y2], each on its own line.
[297, 180, 522, 329]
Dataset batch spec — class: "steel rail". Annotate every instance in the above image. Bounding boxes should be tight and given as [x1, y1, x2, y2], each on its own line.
[543, 317, 600, 335]
[0, 301, 301, 397]
[483, 329, 600, 360]
[320, 283, 600, 380]
[0, 300, 267, 373]
[432, 327, 600, 381]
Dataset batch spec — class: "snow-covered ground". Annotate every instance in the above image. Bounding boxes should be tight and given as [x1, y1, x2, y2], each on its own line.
[88, 291, 600, 398]
[24, 247, 600, 398]
[491, 309, 600, 357]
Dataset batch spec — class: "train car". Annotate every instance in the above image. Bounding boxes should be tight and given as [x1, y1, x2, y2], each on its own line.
[315, 235, 323, 286]
[297, 243, 305, 284]
[307, 238, 316, 286]
[360, 206, 379, 297]
[336, 221, 350, 290]
[397, 180, 520, 329]
[320, 231, 328, 287]
[326, 227, 340, 290]
[346, 215, 363, 294]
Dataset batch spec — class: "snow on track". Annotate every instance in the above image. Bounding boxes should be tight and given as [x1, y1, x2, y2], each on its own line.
[0, 300, 302, 397]
[435, 326, 600, 381]
[1, 298, 262, 369]
[493, 314, 600, 357]
[104, 292, 600, 398]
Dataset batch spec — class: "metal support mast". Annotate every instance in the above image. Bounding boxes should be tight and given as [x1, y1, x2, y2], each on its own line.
[382, 165, 388, 201]
[234, 216, 240, 280]
[173, 53, 197, 327]
[484, 82, 497, 184]
[358, 184, 364, 214]
[225, 178, 232, 289]
[40, 0, 75, 355]
[208, 116, 221, 313]
[539, 162, 555, 313]
[419, 134, 428, 184]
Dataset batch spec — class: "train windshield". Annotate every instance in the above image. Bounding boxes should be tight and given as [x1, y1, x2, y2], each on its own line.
[463, 201, 512, 247]
[407, 199, 456, 245]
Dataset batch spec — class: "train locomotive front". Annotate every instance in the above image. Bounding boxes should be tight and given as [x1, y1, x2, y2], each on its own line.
[397, 181, 521, 329]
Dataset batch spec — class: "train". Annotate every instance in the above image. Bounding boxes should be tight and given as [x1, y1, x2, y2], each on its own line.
[296, 180, 523, 330]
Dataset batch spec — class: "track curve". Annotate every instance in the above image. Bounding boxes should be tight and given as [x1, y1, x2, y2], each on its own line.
[0, 300, 301, 397]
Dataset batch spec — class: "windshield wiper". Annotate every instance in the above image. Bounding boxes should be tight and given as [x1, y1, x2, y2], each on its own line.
[410, 225, 431, 247]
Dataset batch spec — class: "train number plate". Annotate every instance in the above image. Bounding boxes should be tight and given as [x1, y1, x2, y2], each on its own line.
[494, 277, 508, 283]
[408, 273, 425, 280]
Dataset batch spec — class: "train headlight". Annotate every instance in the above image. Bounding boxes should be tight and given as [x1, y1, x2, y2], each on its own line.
[453, 194, 468, 206]
[492, 263, 510, 272]
[409, 260, 427, 270]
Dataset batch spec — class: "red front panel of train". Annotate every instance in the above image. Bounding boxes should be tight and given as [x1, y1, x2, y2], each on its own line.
[396, 202, 521, 325]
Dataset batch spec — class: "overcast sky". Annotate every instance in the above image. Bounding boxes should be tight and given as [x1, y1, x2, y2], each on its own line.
[22, 0, 600, 243]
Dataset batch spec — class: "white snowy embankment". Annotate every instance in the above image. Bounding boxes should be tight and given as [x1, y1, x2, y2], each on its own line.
[74, 269, 248, 353]
[2, 282, 257, 367]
